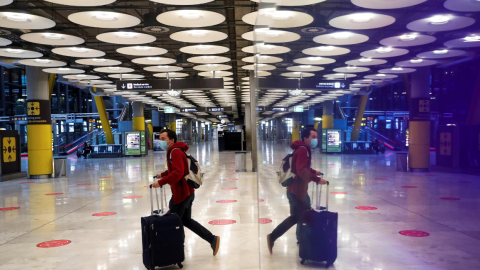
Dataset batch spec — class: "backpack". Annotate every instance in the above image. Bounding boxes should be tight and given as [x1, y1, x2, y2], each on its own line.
[169, 148, 203, 189]
[277, 146, 309, 187]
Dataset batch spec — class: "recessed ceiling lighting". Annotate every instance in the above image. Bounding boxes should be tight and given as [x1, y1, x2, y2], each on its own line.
[332, 32, 352, 40]
[202, 56, 216, 59]
[135, 46, 150, 51]
[34, 59, 50, 63]
[464, 35, 480, 42]
[308, 57, 322, 61]
[93, 12, 116, 21]
[400, 33, 417, 41]
[196, 45, 212, 50]
[116, 32, 136, 39]
[206, 64, 218, 68]
[92, 58, 107, 62]
[377, 47, 393, 53]
[300, 65, 311, 69]
[350, 13, 374, 23]
[70, 47, 89, 53]
[376, 74, 386, 77]
[359, 58, 372, 63]
[108, 67, 120, 70]
[433, 49, 449, 54]
[76, 75, 88, 77]
[6, 48, 24, 54]
[146, 57, 160, 61]
[410, 59, 423, 63]
[179, 11, 202, 20]
[189, 30, 208, 37]
[58, 68, 71, 71]
[317, 46, 335, 51]
[157, 66, 169, 69]
[44, 33, 62, 40]
[429, 15, 451, 25]
[6, 13, 29, 22]
[392, 67, 403, 71]
[346, 66, 357, 70]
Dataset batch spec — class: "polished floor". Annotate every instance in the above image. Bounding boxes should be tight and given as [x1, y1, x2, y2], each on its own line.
[0, 141, 479, 270]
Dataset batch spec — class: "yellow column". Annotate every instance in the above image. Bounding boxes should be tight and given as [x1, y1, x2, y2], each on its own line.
[314, 121, 320, 130]
[292, 120, 299, 142]
[133, 117, 145, 131]
[168, 121, 176, 132]
[147, 123, 153, 148]
[93, 93, 114, 144]
[351, 94, 369, 141]
[409, 121, 431, 169]
[322, 100, 334, 129]
[48, 74, 55, 99]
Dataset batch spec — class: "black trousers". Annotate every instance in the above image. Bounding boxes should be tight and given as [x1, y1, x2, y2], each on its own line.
[169, 193, 215, 243]
[270, 191, 311, 242]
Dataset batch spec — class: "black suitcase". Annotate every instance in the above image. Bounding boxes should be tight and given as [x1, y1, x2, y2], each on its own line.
[298, 181, 338, 268]
[142, 183, 185, 269]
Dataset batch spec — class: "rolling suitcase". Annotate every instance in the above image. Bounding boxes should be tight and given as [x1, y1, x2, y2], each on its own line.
[298, 180, 338, 268]
[141, 181, 185, 269]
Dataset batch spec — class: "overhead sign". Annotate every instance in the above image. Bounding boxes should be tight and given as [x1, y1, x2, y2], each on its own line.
[207, 106, 232, 112]
[294, 106, 304, 112]
[256, 107, 265, 111]
[25, 100, 51, 125]
[271, 107, 288, 112]
[164, 107, 175, 114]
[217, 115, 228, 119]
[117, 78, 224, 91]
[258, 78, 349, 90]
[315, 81, 346, 89]
[180, 107, 207, 113]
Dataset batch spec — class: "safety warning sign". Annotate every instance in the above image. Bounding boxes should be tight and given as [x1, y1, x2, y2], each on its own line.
[25, 100, 51, 125]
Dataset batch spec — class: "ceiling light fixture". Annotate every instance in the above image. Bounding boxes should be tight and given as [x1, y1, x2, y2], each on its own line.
[167, 89, 183, 97]
[332, 32, 352, 40]
[179, 11, 202, 20]
[44, 33, 62, 40]
[429, 15, 451, 25]
[464, 35, 480, 42]
[300, 65, 311, 69]
[92, 58, 107, 62]
[34, 59, 50, 63]
[351, 13, 374, 23]
[400, 33, 417, 41]
[202, 56, 216, 59]
[5, 48, 24, 54]
[70, 47, 89, 53]
[317, 46, 335, 51]
[376, 74, 386, 77]
[433, 49, 449, 54]
[117, 32, 136, 39]
[377, 47, 393, 53]
[308, 57, 322, 61]
[346, 66, 357, 70]
[359, 58, 372, 63]
[392, 67, 403, 71]
[108, 67, 120, 70]
[190, 30, 208, 37]
[6, 13, 29, 22]
[196, 45, 212, 51]
[206, 64, 218, 68]
[93, 12, 116, 21]
[410, 59, 423, 63]
[58, 68, 71, 71]
[135, 46, 150, 51]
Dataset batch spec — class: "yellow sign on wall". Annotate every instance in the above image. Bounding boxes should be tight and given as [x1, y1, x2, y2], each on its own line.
[440, 132, 452, 156]
[3, 137, 16, 162]
[27, 102, 40, 116]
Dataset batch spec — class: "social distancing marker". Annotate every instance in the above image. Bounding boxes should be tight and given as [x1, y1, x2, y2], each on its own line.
[37, 240, 71, 248]
[402, 186, 417, 188]
[0, 207, 20, 211]
[399, 230, 429, 237]
[375, 178, 388, 180]
[77, 183, 91, 186]
[221, 187, 238, 190]
[209, 219, 236, 225]
[216, 200, 237, 203]
[92, 212, 116, 217]
[440, 197, 460, 201]
[21, 182, 35, 184]
[259, 218, 272, 224]
[259, 199, 265, 202]
[45, 193, 63, 196]
[224, 178, 238, 181]
[355, 206, 377, 210]
[123, 196, 142, 199]
[331, 192, 347, 195]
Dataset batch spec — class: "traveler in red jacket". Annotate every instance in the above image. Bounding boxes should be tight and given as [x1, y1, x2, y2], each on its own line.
[152, 129, 220, 256]
[267, 127, 326, 254]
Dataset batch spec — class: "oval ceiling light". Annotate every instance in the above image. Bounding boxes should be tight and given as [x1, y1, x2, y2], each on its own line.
[242, 9, 314, 28]
[282, 72, 316, 78]
[0, 48, 43, 58]
[444, 35, 480, 48]
[44, 0, 116, 6]
[77, 78, 109, 83]
[293, 57, 336, 65]
[94, 66, 134, 73]
[313, 32, 369, 45]
[116, 46, 167, 56]
[132, 57, 175, 65]
[96, 32, 156, 45]
[153, 72, 189, 78]
[144, 66, 183, 72]
[287, 65, 324, 72]
[345, 58, 387, 66]
[193, 64, 232, 71]
[43, 67, 84, 74]
[180, 44, 229, 55]
[150, 0, 213, 4]
[0, 11, 55, 29]
[302, 46, 350, 56]
[0, 37, 12, 46]
[241, 29, 300, 43]
[17, 58, 66, 67]
[407, 15, 475, 32]
[364, 74, 398, 79]
[68, 11, 140, 28]
[242, 64, 276, 71]
[75, 58, 122, 66]
[0, 0, 12, 6]
[157, 10, 225, 28]
[323, 73, 357, 78]
[333, 66, 370, 73]
[360, 47, 409, 58]
[396, 59, 437, 67]
[170, 30, 227, 43]
[250, 0, 325, 6]
[198, 71, 233, 77]
[108, 74, 144, 79]
[351, 0, 426, 9]
[187, 55, 230, 64]
[242, 44, 290, 54]
[416, 50, 466, 59]
[329, 12, 395, 30]
[52, 47, 105, 58]
[444, 0, 480, 12]
[378, 67, 416, 74]
[242, 55, 282, 64]
[380, 33, 436, 47]
[21, 32, 84, 46]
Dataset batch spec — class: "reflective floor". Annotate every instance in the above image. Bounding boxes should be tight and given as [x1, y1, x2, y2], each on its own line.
[1, 141, 480, 270]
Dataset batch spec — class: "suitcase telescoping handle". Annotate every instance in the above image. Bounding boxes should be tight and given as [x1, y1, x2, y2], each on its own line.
[150, 176, 167, 216]
[313, 173, 329, 211]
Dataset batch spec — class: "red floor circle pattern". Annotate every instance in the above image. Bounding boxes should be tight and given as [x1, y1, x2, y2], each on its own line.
[224, 178, 238, 181]
[259, 218, 272, 224]
[259, 199, 265, 202]
[45, 193, 63, 196]
[37, 240, 72, 248]
[440, 197, 461, 201]
[355, 206, 377, 210]
[209, 219, 236, 225]
[331, 192, 347, 195]
[399, 230, 430, 237]
[92, 212, 117, 217]
[124, 196, 142, 199]
[216, 200, 237, 203]
[221, 187, 238, 190]
[0, 207, 20, 211]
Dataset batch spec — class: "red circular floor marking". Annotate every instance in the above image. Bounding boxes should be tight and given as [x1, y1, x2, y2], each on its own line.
[259, 199, 265, 202]
[45, 193, 63, 196]
[216, 200, 237, 203]
[402, 186, 417, 188]
[440, 197, 461, 201]
[259, 218, 272, 224]
[92, 212, 116, 217]
[37, 240, 71, 248]
[0, 207, 20, 211]
[21, 182, 35, 184]
[399, 230, 429, 237]
[221, 187, 238, 190]
[224, 178, 238, 181]
[356, 172, 366, 174]
[77, 183, 91, 186]
[330, 192, 347, 195]
[123, 196, 142, 199]
[355, 206, 377, 210]
[458, 181, 472, 184]
[375, 178, 388, 180]
[209, 219, 236, 225]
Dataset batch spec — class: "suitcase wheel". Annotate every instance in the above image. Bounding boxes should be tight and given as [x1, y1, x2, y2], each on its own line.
[300, 259, 305, 265]
[178, 263, 183, 268]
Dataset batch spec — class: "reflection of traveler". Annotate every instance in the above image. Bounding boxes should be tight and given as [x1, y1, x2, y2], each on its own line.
[267, 127, 327, 254]
[152, 129, 221, 256]
[82, 143, 93, 159]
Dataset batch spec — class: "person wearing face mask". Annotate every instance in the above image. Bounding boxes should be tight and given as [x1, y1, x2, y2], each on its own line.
[152, 129, 221, 256]
[267, 127, 326, 254]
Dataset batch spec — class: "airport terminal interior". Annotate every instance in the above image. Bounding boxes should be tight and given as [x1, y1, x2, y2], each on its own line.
[1, 0, 480, 269]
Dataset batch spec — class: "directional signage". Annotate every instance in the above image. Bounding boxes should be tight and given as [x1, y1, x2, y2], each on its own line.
[258, 78, 349, 90]
[117, 78, 224, 91]
[294, 106, 304, 112]
[217, 115, 228, 119]
[180, 107, 206, 113]
[315, 81, 346, 89]
[256, 107, 265, 111]
[164, 107, 175, 113]
[118, 80, 168, 90]
[25, 100, 51, 125]
[271, 107, 288, 112]
[207, 106, 232, 112]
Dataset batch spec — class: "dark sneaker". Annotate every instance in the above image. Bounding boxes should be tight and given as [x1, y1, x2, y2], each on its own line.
[211, 236, 220, 256]
[267, 234, 274, 254]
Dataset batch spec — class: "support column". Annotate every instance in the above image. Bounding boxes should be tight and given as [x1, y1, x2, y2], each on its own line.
[185, 118, 193, 141]
[351, 94, 369, 141]
[409, 67, 431, 171]
[168, 114, 176, 133]
[249, 71, 258, 172]
[93, 91, 114, 144]
[245, 103, 252, 151]
[276, 118, 282, 143]
[132, 101, 145, 131]
[26, 66, 52, 177]
[147, 122, 153, 148]
[322, 100, 334, 129]
[292, 113, 300, 142]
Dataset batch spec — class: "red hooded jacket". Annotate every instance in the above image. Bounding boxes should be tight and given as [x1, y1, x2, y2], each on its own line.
[287, 140, 321, 201]
[157, 142, 194, 204]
